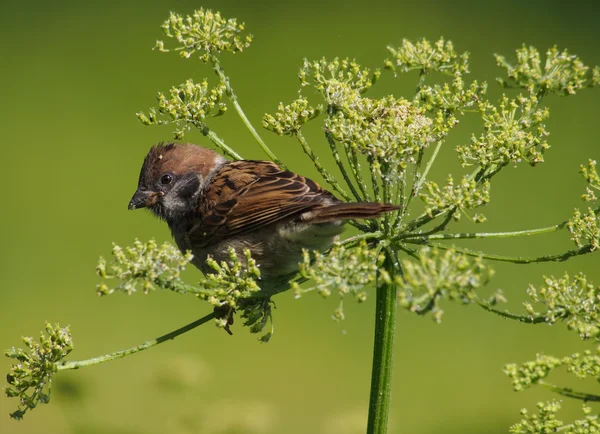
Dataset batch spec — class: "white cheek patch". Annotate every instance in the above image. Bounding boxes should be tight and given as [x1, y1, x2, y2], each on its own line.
[162, 194, 181, 210]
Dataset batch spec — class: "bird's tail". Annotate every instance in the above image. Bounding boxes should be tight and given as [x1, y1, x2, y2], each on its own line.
[303, 202, 400, 224]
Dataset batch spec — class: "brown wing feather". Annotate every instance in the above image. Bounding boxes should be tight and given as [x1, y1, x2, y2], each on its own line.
[190, 161, 337, 246]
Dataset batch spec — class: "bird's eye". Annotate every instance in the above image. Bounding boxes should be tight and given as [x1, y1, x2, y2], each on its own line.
[160, 173, 173, 185]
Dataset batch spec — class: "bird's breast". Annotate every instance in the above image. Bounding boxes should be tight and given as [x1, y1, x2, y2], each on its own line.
[170, 219, 346, 283]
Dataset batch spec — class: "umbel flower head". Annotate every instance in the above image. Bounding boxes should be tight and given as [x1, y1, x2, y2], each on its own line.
[456, 94, 550, 167]
[97, 240, 267, 336]
[523, 273, 600, 339]
[325, 90, 438, 175]
[293, 241, 384, 320]
[580, 159, 599, 202]
[137, 79, 227, 139]
[567, 208, 600, 252]
[420, 175, 490, 223]
[155, 9, 253, 61]
[96, 239, 194, 296]
[299, 57, 381, 94]
[496, 45, 599, 97]
[385, 37, 470, 76]
[5, 323, 73, 420]
[395, 247, 493, 323]
[262, 98, 322, 136]
[508, 401, 599, 434]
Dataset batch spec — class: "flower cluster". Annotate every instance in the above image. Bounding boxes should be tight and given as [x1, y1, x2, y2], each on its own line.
[457, 94, 550, 167]
[96, 239, 194, 296]
[293, 241, 384, 320]
[156, 9, 252, 61]
[510, 402, 599, 434]
[420, 175, 490, 223]
[262, 98, 322, 136]
[580, 159, 599, 202]
[504, 354, 564, 391]
[395, 247, 493, 323]
[201, 247, 262, 309]
[568, 208, 600, 252]
[496, 45, 599, 97]
[505, 347, 600, 392]
[5, 323, 73, 420]
[299, 57, 381, 95]
[418, 74, 487, 113]
[137, 79, 227, 139]
[509, 401, 564, 434]
[523, 273, 600, 339]
[201, 248, 269, 337]
[325, 92, 438, 175]
[385, 37, 469, 76]
[97, 241, 265, 334]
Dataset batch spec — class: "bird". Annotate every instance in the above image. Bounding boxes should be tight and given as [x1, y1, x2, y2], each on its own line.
[128, 142, 398, 289]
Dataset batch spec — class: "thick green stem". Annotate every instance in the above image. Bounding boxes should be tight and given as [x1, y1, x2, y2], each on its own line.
[367, 254, 398, 434]
[57, 312, 217, 370]
[210, 56, 281, 165]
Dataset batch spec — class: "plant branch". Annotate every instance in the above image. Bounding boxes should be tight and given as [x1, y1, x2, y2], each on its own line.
[348, 147, 371, 200]
[57, 312, 217, 371]
[407, 240, 594, 264]
[196, 122, 243, 160]
[555, 415, 600, 432]
[475, 298, 552, 324]
[338, 231, 383, 247]
[400, 220, 568, 241]
[394, 169, 407, 225]
[210, 55, 281, 165]
[538, 380, 600, 402]
[396, 148, 424, 227]
[296, 130, 353, 202]
[325, 129, 365, 202]
[415, 69, 427, 96]
[401, 207, 450, 233]
[407, 139, 444, 209]
[369, 157, 382, 204]
[395, 243, 421, 260]
[400, 210, 456, 241]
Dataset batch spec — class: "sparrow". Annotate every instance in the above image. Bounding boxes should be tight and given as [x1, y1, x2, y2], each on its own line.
[128, 142, 398, 288]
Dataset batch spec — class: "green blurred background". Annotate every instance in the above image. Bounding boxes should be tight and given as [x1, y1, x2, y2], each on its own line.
[1, 0, 599, 433]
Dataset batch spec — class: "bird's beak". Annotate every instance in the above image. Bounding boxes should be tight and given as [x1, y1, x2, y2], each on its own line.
[128, 189, 160, 210]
